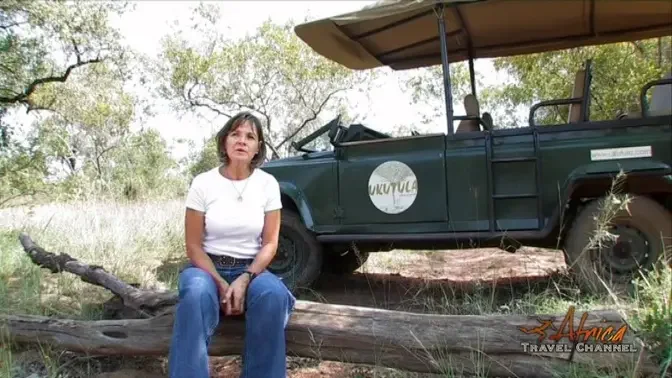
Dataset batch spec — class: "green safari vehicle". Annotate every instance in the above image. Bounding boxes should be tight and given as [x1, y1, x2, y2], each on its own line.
[261, 0, 672, 294]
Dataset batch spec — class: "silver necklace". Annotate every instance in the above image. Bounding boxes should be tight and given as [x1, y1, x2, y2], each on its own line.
[220, 167, 251, 202]
[230, 177, 250, 202]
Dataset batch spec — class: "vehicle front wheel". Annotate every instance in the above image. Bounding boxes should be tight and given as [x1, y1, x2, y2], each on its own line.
[267, 209, 323, 293]
[563, 194, 671, 295]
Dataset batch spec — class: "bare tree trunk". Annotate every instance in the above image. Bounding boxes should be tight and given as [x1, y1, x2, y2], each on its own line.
[3, 233, 660, 378]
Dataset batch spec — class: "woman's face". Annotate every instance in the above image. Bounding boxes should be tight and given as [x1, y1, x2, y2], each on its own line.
[225, 120, 260, 165]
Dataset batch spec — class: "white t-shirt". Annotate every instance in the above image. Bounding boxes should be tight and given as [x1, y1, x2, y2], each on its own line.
[185, 166, 282, 259]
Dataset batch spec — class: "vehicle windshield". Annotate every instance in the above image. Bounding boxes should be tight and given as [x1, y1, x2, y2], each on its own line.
[292, 117, 393, 153]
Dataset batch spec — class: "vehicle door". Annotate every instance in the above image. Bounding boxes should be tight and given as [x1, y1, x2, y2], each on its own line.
[336, 134, 448, 229]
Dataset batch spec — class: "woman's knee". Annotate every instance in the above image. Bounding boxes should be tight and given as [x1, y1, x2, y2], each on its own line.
[178, 267, 218, 304]
[246, 272, 294, 312]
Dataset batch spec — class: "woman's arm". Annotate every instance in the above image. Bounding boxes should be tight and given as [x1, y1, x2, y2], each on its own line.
[246, 209, 281, 274]
[185, 208, 228, 288]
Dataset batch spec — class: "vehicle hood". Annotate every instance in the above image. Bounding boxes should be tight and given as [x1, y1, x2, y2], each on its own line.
[261, 151, 334, 169]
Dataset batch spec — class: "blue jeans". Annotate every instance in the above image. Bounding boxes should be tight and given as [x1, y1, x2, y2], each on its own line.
[168, 263, 296, 378]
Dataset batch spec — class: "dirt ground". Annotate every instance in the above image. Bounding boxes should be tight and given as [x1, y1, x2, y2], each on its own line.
[363, 247, 565, 283]
[15, 247, 568, 378]
[303, 247, 567, 312]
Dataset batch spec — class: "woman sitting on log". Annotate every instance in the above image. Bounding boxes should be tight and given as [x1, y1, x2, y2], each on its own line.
[168, 111, 295, 378]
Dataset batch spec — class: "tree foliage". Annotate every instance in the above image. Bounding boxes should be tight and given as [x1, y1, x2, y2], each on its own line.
[185, 136, 218, 179]
[0, 0, 131, 112]
[404, 37, 671, 128]
[492, 38, 671, 126]
[28, 61, 182, 202]
[401, 62, 473, 124]
[1, 1, 670, 209]
[35, 63, 133, 175]
[155, 8, 379, 163]
[0, 122, 48, 207]
[0, 0, 181, 206]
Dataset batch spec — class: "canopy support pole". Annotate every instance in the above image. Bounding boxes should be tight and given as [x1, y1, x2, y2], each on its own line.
[469, 58, 476, 96]
[436, 3, 454, 135]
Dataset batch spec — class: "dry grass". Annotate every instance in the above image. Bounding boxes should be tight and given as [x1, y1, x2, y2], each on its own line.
[0, 199, 185, 318]
[0, 182, 669, 377]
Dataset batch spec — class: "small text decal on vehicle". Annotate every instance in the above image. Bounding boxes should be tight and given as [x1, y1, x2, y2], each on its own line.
[590, 146, 652, 161]
[368, 161, 418, 214]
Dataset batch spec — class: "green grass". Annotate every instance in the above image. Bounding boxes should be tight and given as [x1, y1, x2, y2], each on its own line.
[0, 199, 187, 377]
[0, 196, 669, 378]
[0, 199, 185, 317]
[624, 255, 672, 377]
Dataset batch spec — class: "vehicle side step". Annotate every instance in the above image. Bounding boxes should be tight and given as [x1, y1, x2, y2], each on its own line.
[492, 193, 538, 199]
[491, 157, 536, 163]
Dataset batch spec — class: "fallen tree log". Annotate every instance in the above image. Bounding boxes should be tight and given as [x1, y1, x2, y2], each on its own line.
[2, 233, 660, 377]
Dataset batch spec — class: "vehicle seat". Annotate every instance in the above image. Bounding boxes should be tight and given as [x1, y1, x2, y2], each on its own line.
[482, 112, 493, 130]
[650, 71, 672, 116]
[568, 68, 587, 123]
[456, 94, 480, 133]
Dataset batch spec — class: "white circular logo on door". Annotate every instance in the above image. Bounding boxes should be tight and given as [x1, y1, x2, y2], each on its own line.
[368, 161, 418, 214]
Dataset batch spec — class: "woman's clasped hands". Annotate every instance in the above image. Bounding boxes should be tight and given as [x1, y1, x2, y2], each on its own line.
[217, 274, 250, 316]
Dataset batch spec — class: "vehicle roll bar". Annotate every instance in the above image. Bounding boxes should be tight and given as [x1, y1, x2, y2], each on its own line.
[640, 77, 672, 117]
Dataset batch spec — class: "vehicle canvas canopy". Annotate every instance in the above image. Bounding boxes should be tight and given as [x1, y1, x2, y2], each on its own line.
[294, 0, 672, 134]
[294, 0, 671, 70]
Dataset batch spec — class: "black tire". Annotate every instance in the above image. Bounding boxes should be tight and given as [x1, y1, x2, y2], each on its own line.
[322, 248, 369, 275]
[563, 194, 671, 295]
[267, 209, 323, 292]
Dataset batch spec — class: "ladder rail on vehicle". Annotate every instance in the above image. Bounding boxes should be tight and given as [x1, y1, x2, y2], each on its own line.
[485, 129, 543, 233]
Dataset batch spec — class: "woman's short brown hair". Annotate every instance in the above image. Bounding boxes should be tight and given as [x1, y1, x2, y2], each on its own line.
[215, 111, 267, 169]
